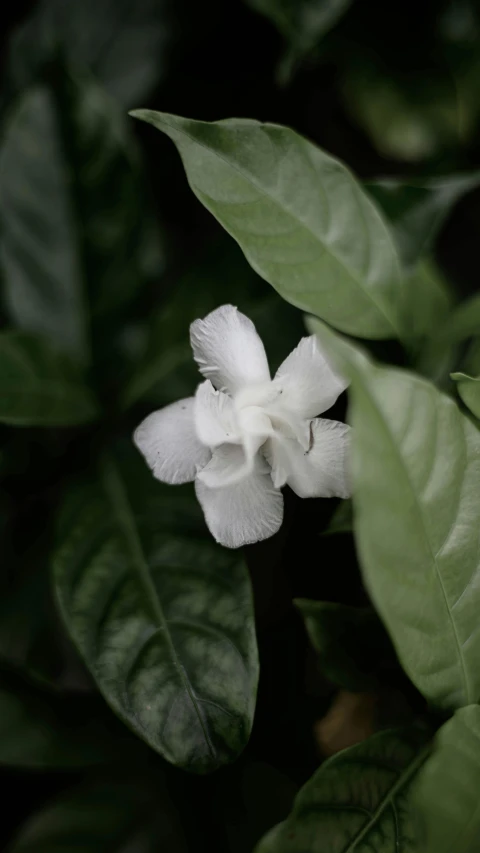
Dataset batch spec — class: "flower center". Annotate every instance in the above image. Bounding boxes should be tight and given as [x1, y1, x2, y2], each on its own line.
[234, 382, 309, 450]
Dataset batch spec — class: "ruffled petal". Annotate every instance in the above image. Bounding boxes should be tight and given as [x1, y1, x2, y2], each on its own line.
[195, 458, 283, 548]
[134, 398, 211, 484]
[194, 380, 239, 448]
[190, 304, 270, 394]
[266, 418, 351, 498]
[196, 444, 249, 488]
[263, 438, 289, 490]
[273, 335, 347, 418]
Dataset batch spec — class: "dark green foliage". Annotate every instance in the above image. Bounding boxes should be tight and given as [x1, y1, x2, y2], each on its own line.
[2, 0, 480, 851]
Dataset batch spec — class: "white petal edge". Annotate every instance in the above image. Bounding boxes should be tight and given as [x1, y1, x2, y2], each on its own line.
[273, 335, 348, 418]
[194, 380, 239, 447]
[133, 398, 211, 485]
[190, 304, 270, 394]
[266, 418, 351, 499]
[195, 461, 283, 548]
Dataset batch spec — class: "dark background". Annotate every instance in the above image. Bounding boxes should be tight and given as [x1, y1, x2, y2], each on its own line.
[1, 0, 480, 850]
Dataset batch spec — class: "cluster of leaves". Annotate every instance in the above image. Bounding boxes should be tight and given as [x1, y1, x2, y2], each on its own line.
[129, 104, 480, 850]
[2, 0, 480, 851]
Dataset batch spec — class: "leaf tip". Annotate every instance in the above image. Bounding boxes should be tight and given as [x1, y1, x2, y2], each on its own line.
[128, 109, 151, 122]
[450, 372, 473, 382]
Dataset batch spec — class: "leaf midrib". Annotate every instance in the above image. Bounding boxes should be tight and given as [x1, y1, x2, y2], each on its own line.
[342, 745, 430, 853]
[355, 373, 471, 705]
[149, 114, 403, 340]
[100, 456, 215, 759]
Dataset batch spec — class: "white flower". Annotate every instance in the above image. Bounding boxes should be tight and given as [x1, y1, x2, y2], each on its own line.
[134, 304, 351, 549]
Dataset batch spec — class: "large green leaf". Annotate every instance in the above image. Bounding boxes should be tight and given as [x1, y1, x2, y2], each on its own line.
[8, 0, 172, 109]
[0, 668, 131, 768]
[123, 237, 304, 408]
[0, 331, 97, 426]
[7, 777, 187, 853]
[313, 322, 480, 709]
[131, 111, 404, 341]
[366, 173, 480, 269]
[255, 727, 430, 853]
[0, 67, 160, 361]
[53, 452, 259, 773]
[295, 600, 396, 692]
[414, 706, 480, 853]
[451, 372, 480, 419]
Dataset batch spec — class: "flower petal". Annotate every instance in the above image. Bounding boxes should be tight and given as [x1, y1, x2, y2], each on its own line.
[196, 444, 249, 488]
[134, 398, 211, 484]
[190, 304, 270, 394]
[195, 459, 283, 548]
[266, 418, 351, 498]
[273, 335, 348, 418]
[194, 380, 239, 447]
[263, 439, 289, 490]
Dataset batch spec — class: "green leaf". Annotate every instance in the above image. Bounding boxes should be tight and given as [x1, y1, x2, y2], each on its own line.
[402, 262, 457, 386]
[415, 706, 480, 853]
[123, 237, 304, 408]
[294, 600, 396, 692]
[7, 777, 187, 852]
[8, 0, 172, 109]
[451, 372, 480, 419]
[0, 668, 131, 768]
[403, 260, 452, 341]
[0, 67, 160, 361]
[246, 0, 352, 58]
[366, 173, 480, 269]
[462, 337, 480, 377]
[56, 66, 162, 324]
[255, 727, 430, 853]
[448, 292, 480, 343]
[342, 62, 466, 164]
[334, 341, 480, 709]
[131, 111, 404, 341]
[0, 87, 87, 359]
[0, 331, 97, 426]
[53, 452, 259, 773]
